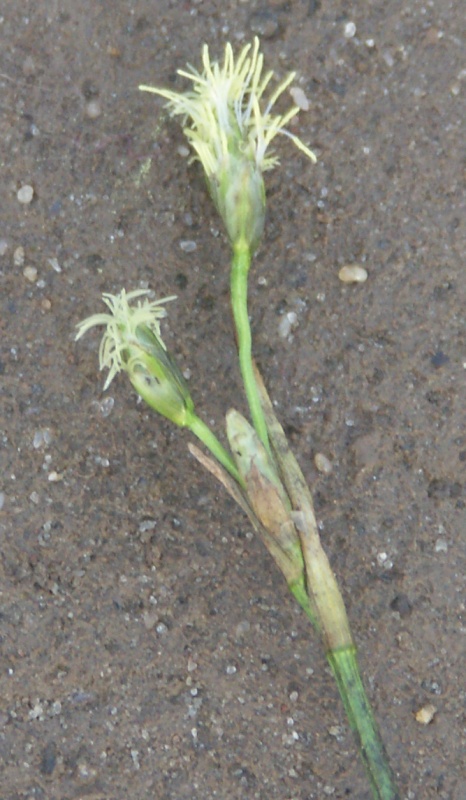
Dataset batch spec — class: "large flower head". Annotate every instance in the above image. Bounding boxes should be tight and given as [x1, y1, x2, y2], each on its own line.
[76, 289, 194, 427]
[139, 37, 316, 250]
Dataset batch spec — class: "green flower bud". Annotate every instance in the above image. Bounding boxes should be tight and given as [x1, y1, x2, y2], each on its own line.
[127, 324, 194, 427]
[212, 157, 265, 251]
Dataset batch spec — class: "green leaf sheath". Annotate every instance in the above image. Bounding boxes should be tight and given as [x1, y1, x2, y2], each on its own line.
[230, 243, 270, 452]
[189, 414, 242, 485]
[327, 646, 400, 800]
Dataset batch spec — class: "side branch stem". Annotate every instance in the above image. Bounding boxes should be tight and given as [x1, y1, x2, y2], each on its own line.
[230, 242, 270, 452]
[189, 415, 241, 484]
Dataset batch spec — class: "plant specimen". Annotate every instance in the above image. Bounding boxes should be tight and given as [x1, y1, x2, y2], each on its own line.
[77, 38, 400, 800]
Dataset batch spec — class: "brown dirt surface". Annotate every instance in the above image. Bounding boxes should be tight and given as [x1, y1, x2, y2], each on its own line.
[1, 2, 465, 799]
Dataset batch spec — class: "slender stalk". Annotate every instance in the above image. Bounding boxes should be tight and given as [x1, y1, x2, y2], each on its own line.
[230, 241, 270, 452]
[327, 646, 400, 800]
[297, 530, 399, 798]
[189, 414, 241, 484]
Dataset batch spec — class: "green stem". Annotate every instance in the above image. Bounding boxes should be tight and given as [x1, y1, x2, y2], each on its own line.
[327, 646, 400, 800]
[230, 241, 270, 452]
[189, 414, 242, 485]
[295, 590, 399, 799]
[289, 578, 319, 630]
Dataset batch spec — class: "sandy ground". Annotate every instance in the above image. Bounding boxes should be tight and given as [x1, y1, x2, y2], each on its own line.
[1, 1, 465, 798]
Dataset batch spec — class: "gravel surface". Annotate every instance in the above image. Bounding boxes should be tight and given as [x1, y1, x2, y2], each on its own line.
[1, 2, 465, 798]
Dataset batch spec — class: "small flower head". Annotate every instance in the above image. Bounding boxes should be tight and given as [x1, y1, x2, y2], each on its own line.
[139, 37, 316, 249]
[76, 289, 195, 427]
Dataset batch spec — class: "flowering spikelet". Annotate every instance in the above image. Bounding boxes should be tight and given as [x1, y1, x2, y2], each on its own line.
[75, 289, 175, 389]
[140, 37, 315, 173]
[75, 289, 194, 427]
[139, 38, 316, 248]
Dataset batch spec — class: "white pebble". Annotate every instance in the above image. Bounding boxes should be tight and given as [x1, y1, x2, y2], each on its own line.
[33, 429, 52, 449]
[344, 21, 357, 38]
[289, 86, 310, 111]
[48, 471, 62, 482]
[13, 246, 25, 267]
[382, 50, 395, 68]
[0, 239, 8, 256]
[17, 184, 34, 204]
[338, 265, 368, 284]
[314, 453, 333, 475]
[47, 257, 62, 273]
[278, 311, 298, 338]
[23, 266, 38, 282]
[179, 240, 197, 253]
[85, 100, 102, 119]
[434, 538, 448, 553]
[99, 397, 115, 417]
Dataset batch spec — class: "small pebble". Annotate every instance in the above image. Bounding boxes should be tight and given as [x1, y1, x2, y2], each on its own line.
[14, 246, 25, 267]
[0, 239, 8, 256]
[85, 100, 102, 119]
[376, 551, 393, 569]
[47, 257, 62, 273]
[142, 611, 158, 631]
[289, 86, 310, 111]
[99, 397, 115, 417]
[415, 703, 437, 725]
[48, 471, 62, 482]
[278, 311, 298, 338]
[344, 21, 357, 38]
[138, 519, 157, 533]
[17, 185, 34, 204]
[434, 538, 448, 553]
[33, 429, 52, 449]
[382, 50, 395, 68]
[338, 265, 368, 284]
[179, 240, 197, 253]
[314, 452, 333, 475]
[23, 266, 38, 282]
